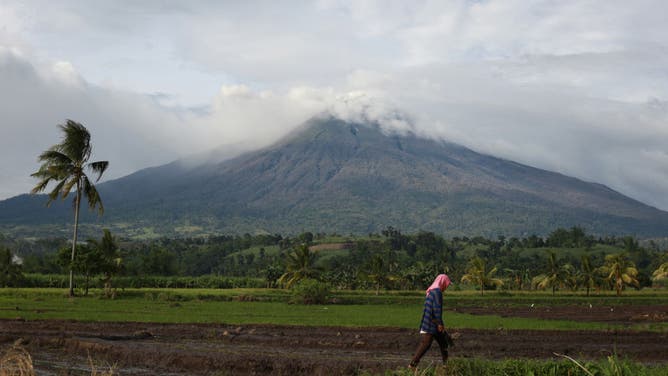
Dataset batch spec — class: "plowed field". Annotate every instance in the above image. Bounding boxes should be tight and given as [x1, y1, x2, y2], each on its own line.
[2, 309, 666, 375]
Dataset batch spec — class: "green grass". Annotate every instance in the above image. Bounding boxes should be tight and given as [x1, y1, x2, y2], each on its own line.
[380, 356, 668, 376]
[1, 288, 665, 331]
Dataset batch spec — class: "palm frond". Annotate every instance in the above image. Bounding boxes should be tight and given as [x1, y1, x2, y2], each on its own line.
[88, 160, 109, 181]
[37, 149, 74, 165]
[61, 176, 79, 199]
[47, 179, 68, 203]
[83, 176, 104, 214]
[59, 120, 91, 162]
[31, 176, 53, 194]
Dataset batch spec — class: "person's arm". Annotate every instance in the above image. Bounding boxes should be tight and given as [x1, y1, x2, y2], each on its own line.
[432, 290, 444, 331]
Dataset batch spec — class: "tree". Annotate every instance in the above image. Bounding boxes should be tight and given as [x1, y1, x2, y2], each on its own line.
[31, 120, 108, 297]
[364, 252, 400, 295]
[460, 256, 503, 295]
[652, 262, 668, 284]
[599, 253, 639, 296]
[88, 229, 122, 298]
[503, 267, 531, 291]
[580, 255, 598, 296]
[58, 243, 98, 295]
[402, 262, 440, 291]
[0, 246, 23, 287]
[263, 264, 284, 288]
[278, 244, 321, 288]
[562, 263, 580, 292]
[141, 246, 177, 276]
[532, 251, 567, 295]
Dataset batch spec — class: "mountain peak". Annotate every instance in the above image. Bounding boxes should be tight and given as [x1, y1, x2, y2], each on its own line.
[279, 114, 419, 147]
[2, 116, 668, 238]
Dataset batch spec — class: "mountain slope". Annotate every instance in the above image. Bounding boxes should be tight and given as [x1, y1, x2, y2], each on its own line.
[2, 116, 668, 237]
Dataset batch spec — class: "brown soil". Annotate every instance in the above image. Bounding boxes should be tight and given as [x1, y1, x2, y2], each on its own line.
[451, 304, 668, 324]
[1, 318, 666, 375]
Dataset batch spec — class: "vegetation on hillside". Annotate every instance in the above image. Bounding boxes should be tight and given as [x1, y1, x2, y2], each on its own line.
[2, 226, 667, 295]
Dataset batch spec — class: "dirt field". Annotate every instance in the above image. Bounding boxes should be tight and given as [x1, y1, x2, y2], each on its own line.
[0, 306, 668, 375]
[452, 304, 668, 324]
[2, 308, 667, 376]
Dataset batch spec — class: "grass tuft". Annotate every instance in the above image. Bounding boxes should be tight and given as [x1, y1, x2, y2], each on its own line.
[0, 346, 34, 376]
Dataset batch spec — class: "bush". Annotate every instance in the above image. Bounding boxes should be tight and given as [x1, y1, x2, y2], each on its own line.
[20, 274, 265, 289]
[289, 279, 331, 304]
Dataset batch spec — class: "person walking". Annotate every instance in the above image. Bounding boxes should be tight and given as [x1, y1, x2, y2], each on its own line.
[408, 274, 452, 369]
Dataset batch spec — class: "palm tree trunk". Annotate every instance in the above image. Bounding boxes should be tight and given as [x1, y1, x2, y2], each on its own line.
[69, 186, 81, 297]
[104, 275, 112, 298]
[84, 272, 89, 296]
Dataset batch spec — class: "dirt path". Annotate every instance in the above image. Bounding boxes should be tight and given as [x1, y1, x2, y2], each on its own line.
[1, 319, 666, 375]
[452, 304, 668, 324]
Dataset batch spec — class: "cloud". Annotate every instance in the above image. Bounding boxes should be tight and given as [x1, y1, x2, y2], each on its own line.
[0, 49, 182, 190]
[2, 1, 668, 213]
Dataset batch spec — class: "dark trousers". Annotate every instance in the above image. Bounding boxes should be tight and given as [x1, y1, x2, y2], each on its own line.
[409, 332, 449, 367]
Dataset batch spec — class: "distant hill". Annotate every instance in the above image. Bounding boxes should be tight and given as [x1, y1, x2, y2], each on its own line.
[2, 116, 668, 238]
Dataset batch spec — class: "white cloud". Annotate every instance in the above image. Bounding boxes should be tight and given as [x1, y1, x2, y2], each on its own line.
[2, 0, 668, 213]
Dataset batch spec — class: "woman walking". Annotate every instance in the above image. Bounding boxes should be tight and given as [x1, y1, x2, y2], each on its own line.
[408, 274, 452, 369]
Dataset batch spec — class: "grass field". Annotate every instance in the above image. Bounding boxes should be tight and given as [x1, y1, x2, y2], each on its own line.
[1, 288, 666, 331]
[1, 287, 667, 375]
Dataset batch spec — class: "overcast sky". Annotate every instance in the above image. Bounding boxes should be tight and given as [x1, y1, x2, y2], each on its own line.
[2, 1, 668, 210]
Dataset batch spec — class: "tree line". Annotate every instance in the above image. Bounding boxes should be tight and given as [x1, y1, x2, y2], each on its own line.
[2, 226, 667, 295]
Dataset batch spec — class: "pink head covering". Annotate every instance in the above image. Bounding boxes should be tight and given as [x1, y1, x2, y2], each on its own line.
[426, 274, 451, 296]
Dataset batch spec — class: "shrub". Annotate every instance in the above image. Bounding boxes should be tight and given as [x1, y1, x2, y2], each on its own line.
[20, 274, 265, 289]
[289, 279, 331, 304]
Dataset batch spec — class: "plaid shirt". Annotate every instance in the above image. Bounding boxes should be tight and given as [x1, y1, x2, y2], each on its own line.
[419, 288, 444, 334]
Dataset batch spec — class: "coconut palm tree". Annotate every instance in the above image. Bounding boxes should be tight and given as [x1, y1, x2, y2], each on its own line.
[365, 252, 401, 295]
[460, 256, 503, 295]
[599, 253, 639, 296]
[580, 254, 598, 296]
[503, 267, 531, 291]
[31, 120, 108, 297]
[651, 261, 668, 283]
[532, 251, 567, 295]
[562, 263, 580, 292]
[277, 243, 321, 288]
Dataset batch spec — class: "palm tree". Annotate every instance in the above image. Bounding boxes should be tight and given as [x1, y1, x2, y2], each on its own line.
[277, 244, 321, 288]
[365, 253, 401, 295]
[580, 255, 598, 296]
[89, 229, 122, 298]
[460, 256, 503, 295]
[532, 251, 566, 295]
[503, 267, 531, 290]
[562, 263, 580, 292]
[31, 120, 108, 297]
[599, 253, 639, 296]
[651, 261, 668, 284]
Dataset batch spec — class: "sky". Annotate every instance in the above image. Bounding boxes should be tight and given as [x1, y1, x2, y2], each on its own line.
[1, 1, 668, 210]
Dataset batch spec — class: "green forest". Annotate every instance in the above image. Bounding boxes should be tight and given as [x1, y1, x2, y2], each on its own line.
[2, 226, 667, 295]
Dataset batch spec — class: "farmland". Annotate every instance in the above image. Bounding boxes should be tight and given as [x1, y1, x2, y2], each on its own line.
[2, 228, 668, 374]
[1, 288, 667, 375]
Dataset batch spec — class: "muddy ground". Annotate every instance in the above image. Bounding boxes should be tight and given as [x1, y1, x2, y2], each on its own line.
[1, 305, 667, 375]
[452, 304, 668, 324]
